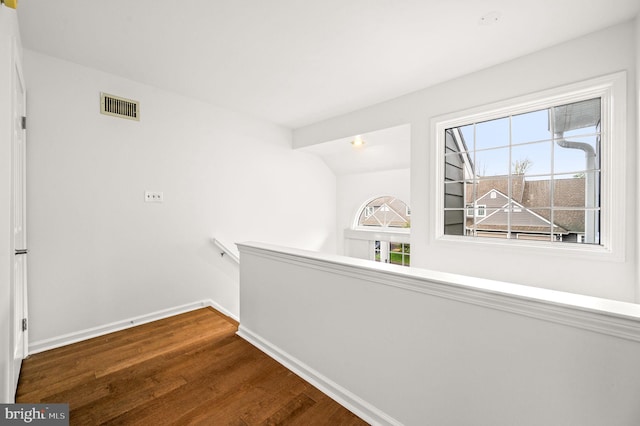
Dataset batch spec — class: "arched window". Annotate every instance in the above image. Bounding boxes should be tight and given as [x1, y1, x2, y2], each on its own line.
[356, 196, 410, 228]
[353, 196, 411, 266]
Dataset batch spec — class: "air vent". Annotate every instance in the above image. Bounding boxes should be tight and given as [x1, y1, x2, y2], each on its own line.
[100, 92, 140, 121]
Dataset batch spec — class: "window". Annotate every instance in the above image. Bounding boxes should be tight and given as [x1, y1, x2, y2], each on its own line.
[466, 204, 486, 218]
[389, 242, 411, 266]
[434, 73, 626, 256]
[357, 196, 411, 228]
[350, 196, 412, 266]
[445, 97, 601, 244]
[374, 241, 410, 267]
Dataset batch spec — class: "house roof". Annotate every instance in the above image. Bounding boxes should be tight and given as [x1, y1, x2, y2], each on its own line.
[523, 178, 586, 232]
[469, 189, 568, 234]
[359, 196, 410, 228]
[466, 177, 586, 234]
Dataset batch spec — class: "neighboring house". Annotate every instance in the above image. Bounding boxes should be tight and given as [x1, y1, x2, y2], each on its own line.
[358, 196, 410, 228]
[466, 176, 587, 242]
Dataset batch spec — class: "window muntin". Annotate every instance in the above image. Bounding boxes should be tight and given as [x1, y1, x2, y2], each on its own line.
[364, 206, 375, 218]
[444, 97, 602, 245]
[389, 242, 410, 266]
[374, 241, 410, 267]
[357, 196, 411, 228]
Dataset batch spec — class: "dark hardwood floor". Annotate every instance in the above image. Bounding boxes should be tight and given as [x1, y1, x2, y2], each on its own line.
[16, 307, 367, 425]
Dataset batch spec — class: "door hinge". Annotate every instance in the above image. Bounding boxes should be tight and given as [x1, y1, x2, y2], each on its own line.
[21, 116, 26, 130]
[22, 318, 27, 332]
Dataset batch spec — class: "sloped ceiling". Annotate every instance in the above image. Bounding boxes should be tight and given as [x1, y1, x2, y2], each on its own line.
[17, 0, 640, 129]
[299, 124, 411, 175]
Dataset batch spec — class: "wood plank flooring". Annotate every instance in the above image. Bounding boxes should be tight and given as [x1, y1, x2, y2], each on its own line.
[16, 308, 367, 425]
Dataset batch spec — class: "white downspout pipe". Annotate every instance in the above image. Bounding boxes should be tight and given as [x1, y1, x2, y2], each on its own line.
[554, 134, 598, 243]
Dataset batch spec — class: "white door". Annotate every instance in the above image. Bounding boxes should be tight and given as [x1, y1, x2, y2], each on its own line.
[10, 46, 27, 397]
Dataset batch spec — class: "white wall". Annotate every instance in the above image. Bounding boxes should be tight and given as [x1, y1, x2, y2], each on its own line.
[336, 168, 410, 256]
[24, 50, 336, 345]
[0, 5, 20, 403]
[294, 20, 639, 302]
[239, 242, 640, 426]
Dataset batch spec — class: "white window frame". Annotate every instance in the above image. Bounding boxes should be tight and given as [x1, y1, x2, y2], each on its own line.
[348, 196, 411, 263]
[431, 72, 626, 261]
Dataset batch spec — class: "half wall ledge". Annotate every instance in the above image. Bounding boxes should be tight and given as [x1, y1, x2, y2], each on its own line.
[237, 241, 640, 342]
[237, 241, 640, 425]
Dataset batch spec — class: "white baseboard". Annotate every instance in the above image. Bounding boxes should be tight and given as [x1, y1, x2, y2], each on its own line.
[29, 299, 238, 355]
[237, 325, 401, 426]
[207, 298, 239, 323]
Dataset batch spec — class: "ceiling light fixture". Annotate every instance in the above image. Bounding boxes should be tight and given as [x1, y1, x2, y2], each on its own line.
[351, 135, 365, 147]
[1, 0, 18, 9]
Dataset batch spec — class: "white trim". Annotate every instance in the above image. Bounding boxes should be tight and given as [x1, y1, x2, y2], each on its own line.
[474, 193, 558, 230]
[29, 299, 238, 354]
[448, 127, 474, 178]
[432, 72, 626, 261]
[476, 188, 507, 204]
[237, 325, 402, 426]
[238, 242, 640, 343]
[345, 228, 410, 243]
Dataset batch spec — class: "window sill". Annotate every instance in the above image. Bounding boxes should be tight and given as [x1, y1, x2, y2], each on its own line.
[435, 234, 623, 262]
[345, 228, 410, 242]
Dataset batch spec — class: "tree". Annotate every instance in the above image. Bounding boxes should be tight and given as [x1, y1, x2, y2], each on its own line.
[513, 158, 533, 175]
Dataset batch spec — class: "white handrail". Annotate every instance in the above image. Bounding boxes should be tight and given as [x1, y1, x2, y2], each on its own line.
[212, 238, 239, 264]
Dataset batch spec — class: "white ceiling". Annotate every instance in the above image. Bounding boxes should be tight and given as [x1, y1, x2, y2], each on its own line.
[299, 124, 411, 175]
[17, 0, 640, 130]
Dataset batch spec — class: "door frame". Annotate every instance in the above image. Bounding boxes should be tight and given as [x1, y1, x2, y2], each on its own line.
[9, 35, 27, 400]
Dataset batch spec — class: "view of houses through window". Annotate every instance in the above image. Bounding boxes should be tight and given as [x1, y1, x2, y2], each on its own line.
[444, 97, 601, 244]
[358, 196, 411, 228]
[358, 196, 411, 266]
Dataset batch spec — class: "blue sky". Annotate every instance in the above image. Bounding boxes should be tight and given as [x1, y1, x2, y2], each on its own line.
[457, 107, 599, 180]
